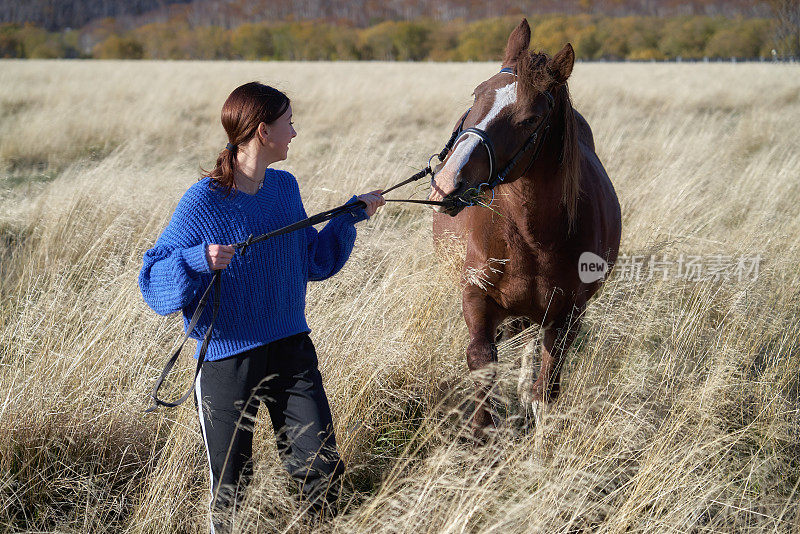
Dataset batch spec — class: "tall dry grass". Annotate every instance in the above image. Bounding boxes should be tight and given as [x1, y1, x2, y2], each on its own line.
[0, 59, 799, 533]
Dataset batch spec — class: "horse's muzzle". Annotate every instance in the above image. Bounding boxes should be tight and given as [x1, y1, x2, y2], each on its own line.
[429, 171, 465, 215]
[431, 192, 466, 216]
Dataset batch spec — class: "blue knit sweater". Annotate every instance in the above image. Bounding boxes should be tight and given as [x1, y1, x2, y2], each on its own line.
[139, 169, 368, 361]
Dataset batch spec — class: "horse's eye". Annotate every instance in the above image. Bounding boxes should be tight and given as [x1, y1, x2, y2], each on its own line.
[521, 116, 540, 126]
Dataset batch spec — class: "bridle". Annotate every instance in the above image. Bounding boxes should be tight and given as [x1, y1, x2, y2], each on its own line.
[144, 67, 556, 412]
[434, 67, 555, 208]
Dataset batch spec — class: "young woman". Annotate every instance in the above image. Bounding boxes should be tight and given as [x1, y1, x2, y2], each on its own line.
[138, 81, 384, 530]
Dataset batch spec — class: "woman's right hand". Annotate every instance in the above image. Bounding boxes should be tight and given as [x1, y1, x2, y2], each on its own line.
[206, 244, 235, 270]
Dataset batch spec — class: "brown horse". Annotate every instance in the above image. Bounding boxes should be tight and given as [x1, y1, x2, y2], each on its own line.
[429, 19, 621, 436]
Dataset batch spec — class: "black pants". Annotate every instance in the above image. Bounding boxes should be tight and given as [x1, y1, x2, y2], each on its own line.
[194, 332, 344, 529]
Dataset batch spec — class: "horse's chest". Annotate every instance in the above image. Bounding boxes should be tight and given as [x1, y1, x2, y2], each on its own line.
[465, 238, 569, 314]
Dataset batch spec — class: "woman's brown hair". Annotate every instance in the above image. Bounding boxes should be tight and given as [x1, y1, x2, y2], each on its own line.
[204, 81, 290, 196]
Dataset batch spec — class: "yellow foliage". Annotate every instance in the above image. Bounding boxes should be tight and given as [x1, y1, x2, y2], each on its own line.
[628, 47, 667, 61]
[0, 15, 779, 61]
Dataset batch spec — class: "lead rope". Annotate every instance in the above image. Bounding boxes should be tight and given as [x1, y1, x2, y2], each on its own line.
[145, 271, 220, 412]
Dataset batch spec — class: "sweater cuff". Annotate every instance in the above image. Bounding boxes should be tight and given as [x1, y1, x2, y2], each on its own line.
[346, 195, 370, 224]
[182, 242, 212, 274]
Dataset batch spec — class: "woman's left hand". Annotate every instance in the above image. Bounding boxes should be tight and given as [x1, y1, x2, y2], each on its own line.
[357, 190, 386, 217]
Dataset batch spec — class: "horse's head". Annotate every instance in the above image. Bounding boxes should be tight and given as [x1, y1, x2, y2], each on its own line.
[428, 19, 577, 217]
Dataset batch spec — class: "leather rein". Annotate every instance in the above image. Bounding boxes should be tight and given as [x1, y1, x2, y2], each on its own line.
[145, 67, 555, 412]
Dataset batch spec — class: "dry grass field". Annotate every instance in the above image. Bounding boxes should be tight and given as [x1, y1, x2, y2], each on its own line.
[0, 59, 799, 533]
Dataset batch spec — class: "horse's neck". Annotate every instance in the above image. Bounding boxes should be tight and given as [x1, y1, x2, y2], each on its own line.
[499, 137, 570, 245]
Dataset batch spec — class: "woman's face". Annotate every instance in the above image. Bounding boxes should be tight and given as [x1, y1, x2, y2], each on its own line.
[264, 104, 296, 162]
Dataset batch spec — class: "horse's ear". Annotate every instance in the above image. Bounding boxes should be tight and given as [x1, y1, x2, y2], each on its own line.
[502, 19, 531, 67]
[547, 43, 575, 86]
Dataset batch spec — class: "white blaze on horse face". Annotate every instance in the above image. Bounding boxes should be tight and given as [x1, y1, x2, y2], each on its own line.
[429, 81, 517, 210]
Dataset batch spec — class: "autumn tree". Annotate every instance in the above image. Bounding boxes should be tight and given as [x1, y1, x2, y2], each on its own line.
[230, 23, 273, 59]
[0, 23, 23, 57]
[93, 34, 144, 59]
[659, 16, 720, 58]
[704, 18, 771, 58]
[766, 0, 800, 57]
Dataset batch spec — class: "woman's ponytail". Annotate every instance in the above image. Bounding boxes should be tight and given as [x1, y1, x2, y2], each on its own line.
[205, 143, 239, 197]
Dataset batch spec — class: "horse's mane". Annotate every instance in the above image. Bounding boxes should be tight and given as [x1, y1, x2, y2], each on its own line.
[515, 51, 581, 231]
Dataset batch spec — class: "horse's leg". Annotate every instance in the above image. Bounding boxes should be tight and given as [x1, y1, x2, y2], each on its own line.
[463, 290, 504, 439]
[516, 332, 540, 423]
[494, 318, 541, 426]
[530, 309, 583, 425]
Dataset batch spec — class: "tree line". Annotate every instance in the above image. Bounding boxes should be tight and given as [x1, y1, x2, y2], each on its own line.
[0, 0, 188, 31]
[0, 14, 792, 61]
[0, 0, 771, 32]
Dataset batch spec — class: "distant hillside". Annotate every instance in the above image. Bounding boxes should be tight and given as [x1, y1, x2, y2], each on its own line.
[0, 0, 772, 32]
[0, 0, 191, 31]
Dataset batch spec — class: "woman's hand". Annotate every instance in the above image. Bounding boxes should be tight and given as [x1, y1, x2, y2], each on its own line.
[206, 244, 235, 270]
[357, 190, 386, 217]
